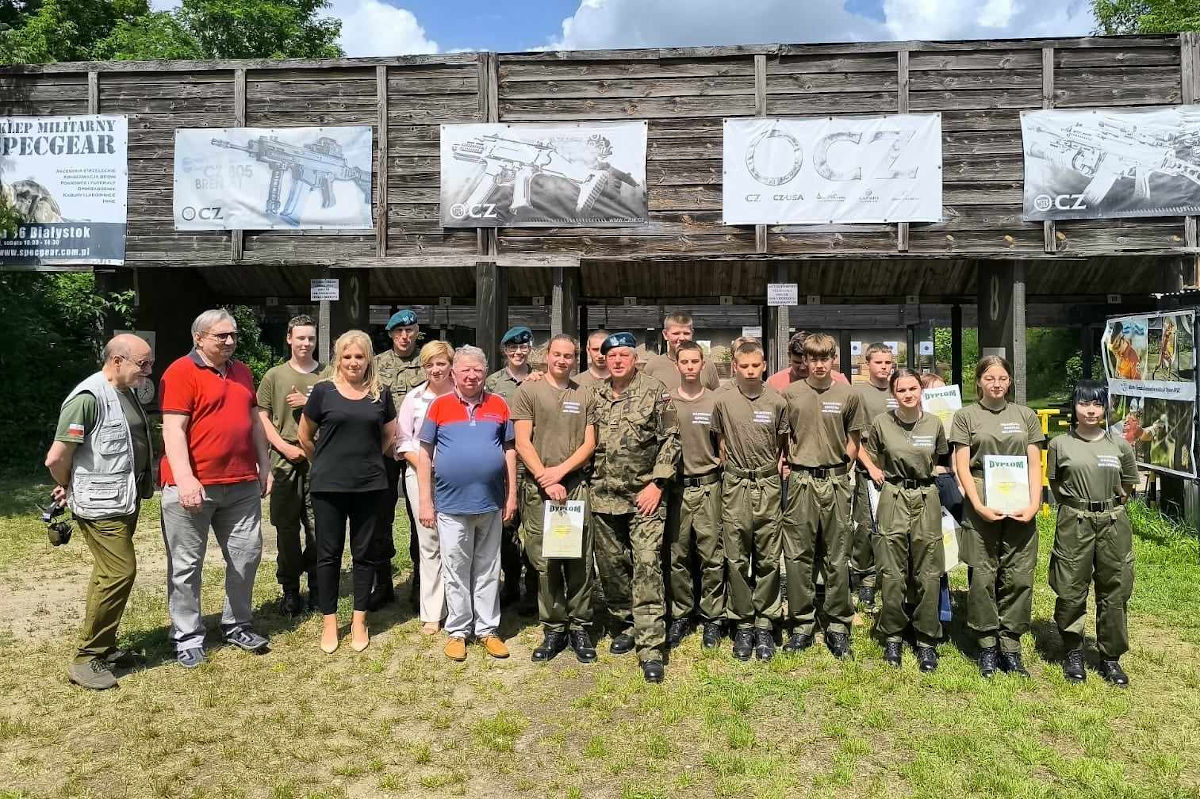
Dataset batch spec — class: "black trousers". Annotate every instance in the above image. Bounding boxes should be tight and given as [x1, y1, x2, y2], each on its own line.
[376, 457, 420, 584]
[313, 490, 386, 615]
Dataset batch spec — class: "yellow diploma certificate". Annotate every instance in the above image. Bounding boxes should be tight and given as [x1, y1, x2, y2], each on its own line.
[542, 500, 585, 559]
[921, 384, 962, 436]
[983, 454, 1030, 515]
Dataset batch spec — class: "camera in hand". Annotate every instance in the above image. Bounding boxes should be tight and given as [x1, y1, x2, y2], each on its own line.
[42, 499, 73, 546]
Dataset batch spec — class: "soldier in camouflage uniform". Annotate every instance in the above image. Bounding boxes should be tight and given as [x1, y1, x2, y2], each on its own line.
[590, 332, 680, 683]
[484, 325, 540, 613]
[373, 309, 426, 610]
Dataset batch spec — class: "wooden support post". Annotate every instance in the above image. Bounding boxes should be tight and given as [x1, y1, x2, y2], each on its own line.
[768, 263, 789, 373]
[550, 266, 579, 339]
[754, 54, 768, 255]
[476, 262, 508, 370]
[87, 71, 99, 113]
[476, 52, 502, 361]
[896, 50, 910, 252]
[905, 325, 917, 369]
[977, 261, 1028, 404]
[330, 268, 370, 341]
[376, 64, 389, 258]
[1182, 34, 1199, 247]
[1042, 47, 1057, 253]
[951, 303, 963, 387]
[231, 68, 246, 262]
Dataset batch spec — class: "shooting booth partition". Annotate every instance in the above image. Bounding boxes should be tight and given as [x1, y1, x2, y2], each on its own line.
[3, 34, 1200, 402]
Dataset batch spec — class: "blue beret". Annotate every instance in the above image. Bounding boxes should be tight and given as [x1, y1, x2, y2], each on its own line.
[600, 332, 637, 355]
[385, 309, 418, 330]
[501, 325, 533, 346]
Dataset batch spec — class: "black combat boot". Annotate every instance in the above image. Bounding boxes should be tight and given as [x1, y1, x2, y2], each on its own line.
[641, 660, 664, 684]
[531, 631, 568, 663]
[782, 632, 814, 654]
[978, 646, 1000, 678]
[882, 640, 903, 667]
[609, 632, 635, 655]
[754, 628, 775, 661]
[916, 646, 939, 673]
[1063, 649, 1086, 683]
[732, 628, 754, 661]
[569, 629, 597, 664]
[667, 618, 691, 649]
[1099, 659, 1129, 687]
[701, 621, 723, 649]
[1000, 651, 1030, 678]
[825, 631, 852, 660]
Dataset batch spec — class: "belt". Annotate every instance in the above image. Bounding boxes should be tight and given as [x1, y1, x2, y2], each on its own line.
[724, 463, 779, 480]
[885, 477, 937, 490]
[679, 470, 722, 487]
[1060, 496, 1124, 512]
[789, 463, 850, 479]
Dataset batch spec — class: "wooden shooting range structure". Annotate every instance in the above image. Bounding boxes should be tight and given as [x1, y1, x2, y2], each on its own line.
[4, 32, 1200, 398]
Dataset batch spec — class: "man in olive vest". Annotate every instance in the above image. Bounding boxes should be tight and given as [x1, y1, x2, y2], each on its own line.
[45, 333, 155, 690]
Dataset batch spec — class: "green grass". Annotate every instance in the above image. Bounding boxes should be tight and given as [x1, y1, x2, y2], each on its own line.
[0, 476, 1198, 798]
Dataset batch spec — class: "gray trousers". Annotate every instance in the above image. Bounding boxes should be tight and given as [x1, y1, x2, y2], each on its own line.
[161, 480, 263, 652]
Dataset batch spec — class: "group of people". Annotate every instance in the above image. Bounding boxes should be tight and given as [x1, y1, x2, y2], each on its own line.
[47, 309, 1138, 690]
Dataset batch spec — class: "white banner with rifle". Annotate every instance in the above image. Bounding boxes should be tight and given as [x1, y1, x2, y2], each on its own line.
[440, 122, 648, 228]
[1021, 106, 1200, 220]
[173, 127, 373, 230]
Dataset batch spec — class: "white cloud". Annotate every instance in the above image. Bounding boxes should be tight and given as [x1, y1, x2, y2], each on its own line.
[330, 0, 439, 57]
[549, 0, 1096, 50]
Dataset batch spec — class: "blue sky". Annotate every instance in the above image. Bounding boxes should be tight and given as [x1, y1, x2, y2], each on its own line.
[324, 0, 1097, 59]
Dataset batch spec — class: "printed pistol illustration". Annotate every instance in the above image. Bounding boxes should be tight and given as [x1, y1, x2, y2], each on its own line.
[1029, 117, 1200, 208]
[451, 133, 637, 215]
[210, 135, 370, 223]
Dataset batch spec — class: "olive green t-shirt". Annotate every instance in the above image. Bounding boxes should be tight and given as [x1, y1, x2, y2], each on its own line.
[257, 361, 324, 443]
[854, 381, 899, 428]
[949, 402, 1045, 477]
[576, 369, 607, 389]
[782, 379, 865, 467]
[710, 384, 789, 471]
[642, 352, 721, 392]
[864, 411, 948, 482]
[486, 367, 533, 402]
[509, 377, 597, 469]
[55, 388, 151, 483]
[1047, 429, 1138, 502]
[671, 388, 721, 476]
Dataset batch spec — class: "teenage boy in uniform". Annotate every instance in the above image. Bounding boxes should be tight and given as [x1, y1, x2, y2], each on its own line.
[642, 312, 720, 391]
[257, 315, 324, 615]
[850, 343, 897, 610]
[511, 334, 600, 664]
[711, 340, 789, 661]
[576, 329, 610, 388]
[781, 333, 864, 660]
[664, 341, 725, 650]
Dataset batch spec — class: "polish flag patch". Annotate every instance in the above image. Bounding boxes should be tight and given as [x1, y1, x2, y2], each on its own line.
[68, 423, 85, 437]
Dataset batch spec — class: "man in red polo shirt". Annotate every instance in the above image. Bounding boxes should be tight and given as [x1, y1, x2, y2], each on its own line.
[766, 331, 850, 392]
[159, 309, 272, 669]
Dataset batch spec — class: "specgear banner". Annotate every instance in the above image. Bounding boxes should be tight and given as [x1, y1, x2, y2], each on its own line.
[440, 122, 648, 228]
[1103, 311, 1197, 478]
[0, 115, 128, 266]
[1022, 106, 1200, 220]
[722, 114, 943, 225]
[173, 127, 373, 230]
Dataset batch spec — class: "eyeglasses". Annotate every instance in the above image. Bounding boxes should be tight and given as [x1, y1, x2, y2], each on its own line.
[504, 343, 532, 352]
[119, 355, 154, 371]
[206, 331, 239, 342]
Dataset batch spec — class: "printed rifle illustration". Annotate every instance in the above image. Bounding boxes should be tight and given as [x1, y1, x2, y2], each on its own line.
[211, 136, 370, 221]
[1029, 118, 1200, 207]
[451, 134, 637, 214]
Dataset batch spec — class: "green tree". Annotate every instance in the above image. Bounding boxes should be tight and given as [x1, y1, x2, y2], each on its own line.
[0, 0, 148, 63]
[179, 0, 341, 60]
[93, 11, 206, 61]
[1093, 0, 1200, 34]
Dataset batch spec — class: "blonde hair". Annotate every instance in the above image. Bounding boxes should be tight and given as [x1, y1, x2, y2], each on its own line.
[326, 330, 382, 401]
[419, 340, 454, 369]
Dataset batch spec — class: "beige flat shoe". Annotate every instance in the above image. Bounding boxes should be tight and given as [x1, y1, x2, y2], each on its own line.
[320, 635, 339, 654]
[421, 621, 440, 635]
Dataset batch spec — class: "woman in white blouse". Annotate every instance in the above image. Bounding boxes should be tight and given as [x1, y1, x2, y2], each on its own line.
[396, 340, 456, 633]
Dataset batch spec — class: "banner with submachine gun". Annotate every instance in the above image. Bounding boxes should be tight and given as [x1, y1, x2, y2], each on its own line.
[1022, 106, 1200, 221]
[440, 122, 648, 228]
[173, 127, 372, 230]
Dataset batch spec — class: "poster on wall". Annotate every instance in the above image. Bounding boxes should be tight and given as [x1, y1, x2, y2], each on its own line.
[173, 127, 373, 230]
[440, 122, 648, 228]
[1, 115, 127, 265]
[722, 114, 943, 225]
[1021, 106, 1200, 220]
[1103, 311, 1197, 477]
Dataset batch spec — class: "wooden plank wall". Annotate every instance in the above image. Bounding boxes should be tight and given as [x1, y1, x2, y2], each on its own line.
[0, 35, 1195, 271]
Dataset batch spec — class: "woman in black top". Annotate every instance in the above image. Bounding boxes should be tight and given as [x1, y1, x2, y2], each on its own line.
[299, 330, 396, 654]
